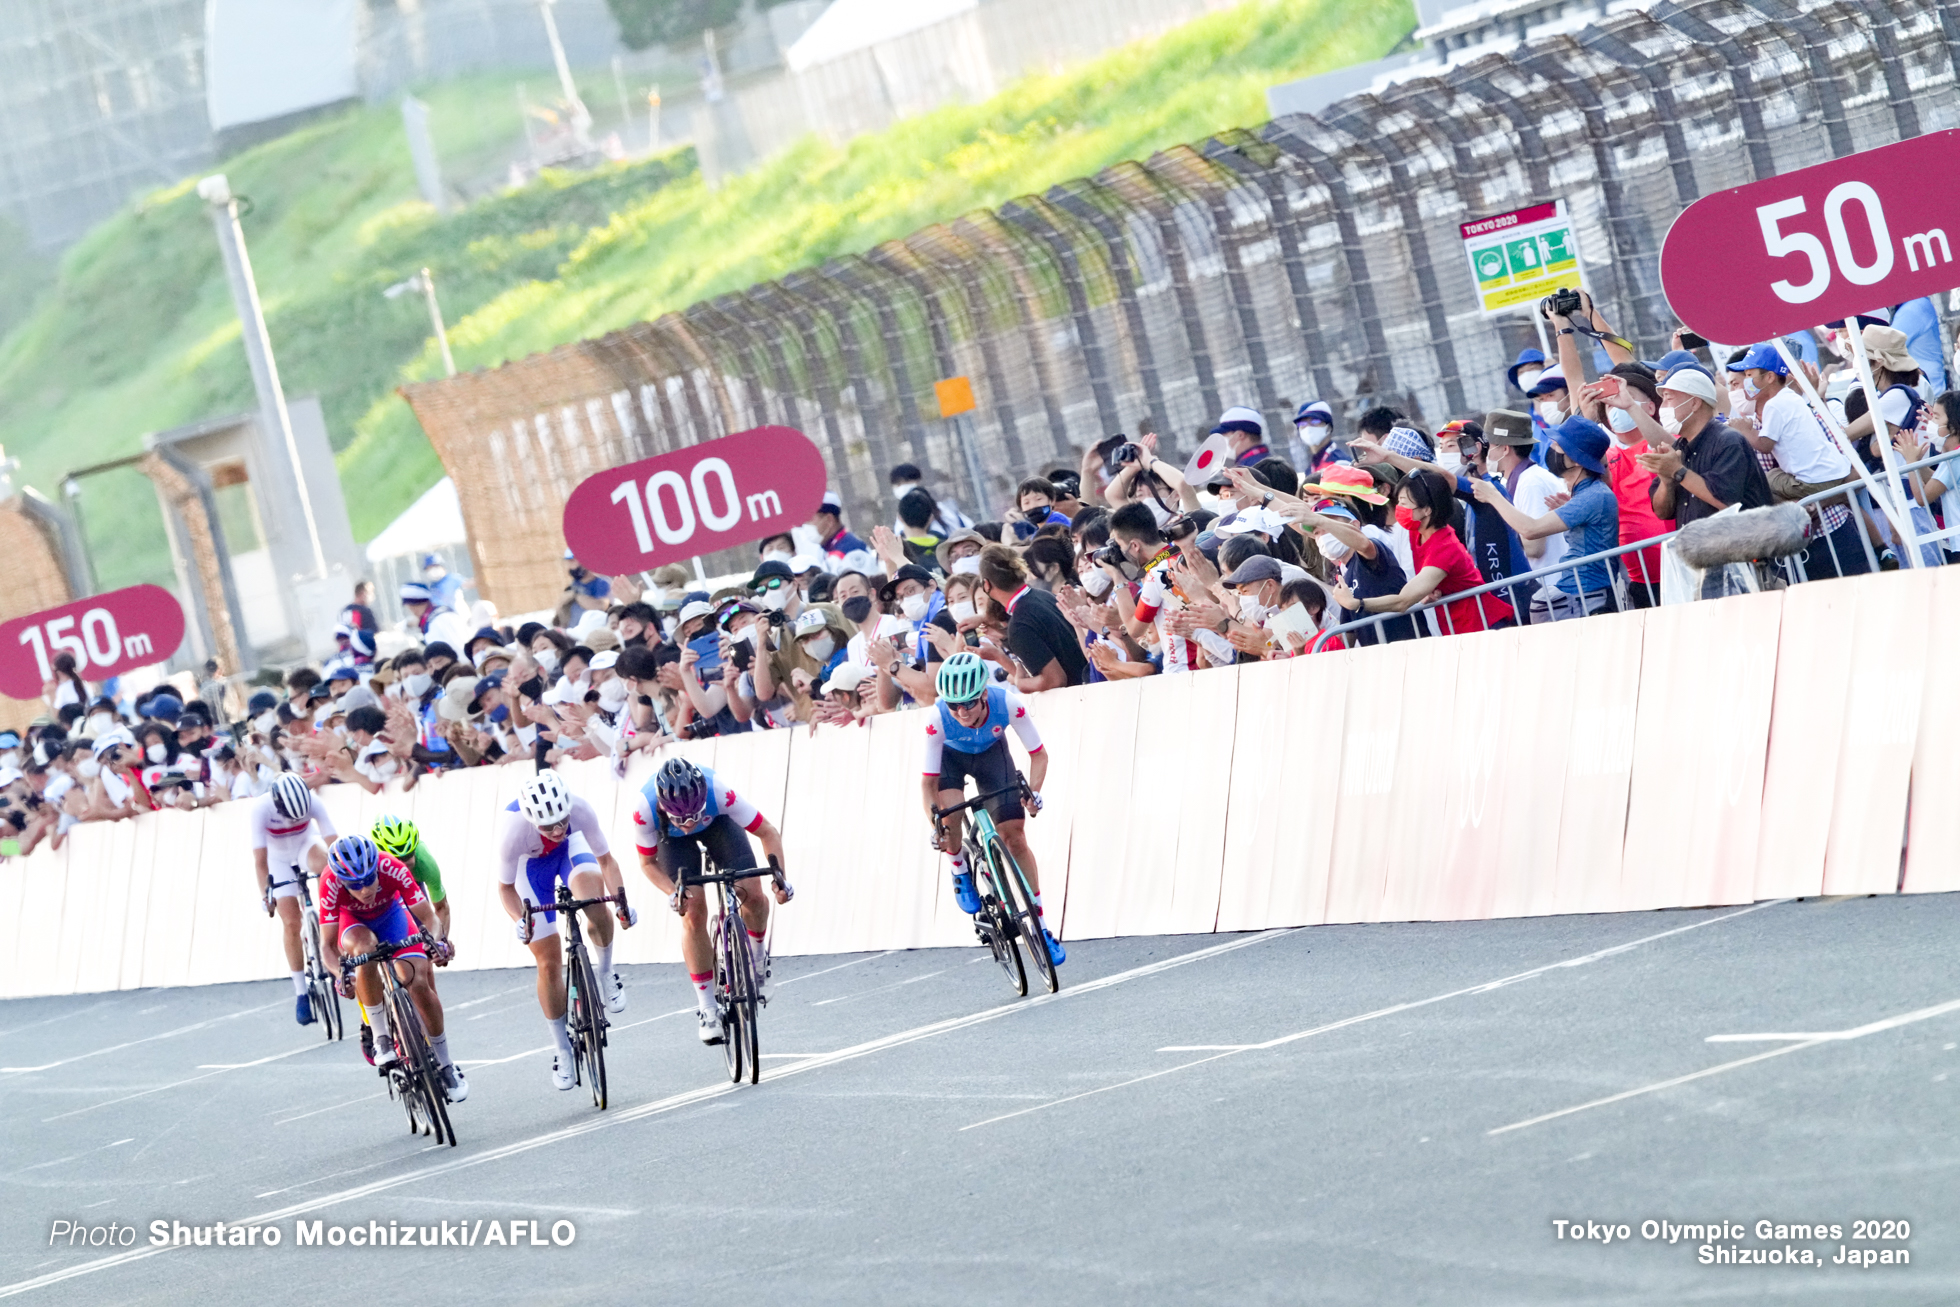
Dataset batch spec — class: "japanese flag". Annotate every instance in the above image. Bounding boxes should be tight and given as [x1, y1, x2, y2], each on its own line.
[1182, 434, 1234, 487]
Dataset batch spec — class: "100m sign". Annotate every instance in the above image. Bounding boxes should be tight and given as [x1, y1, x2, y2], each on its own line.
[562, 426, 829, 573]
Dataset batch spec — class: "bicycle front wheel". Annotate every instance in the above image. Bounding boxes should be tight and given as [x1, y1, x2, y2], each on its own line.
[569, 947, 608, 1110]
[302, 914, 342, 1042]
[988, 836, 1057, 995]
[973, 847, 1026, 996]
[714, 913, 745, 1084]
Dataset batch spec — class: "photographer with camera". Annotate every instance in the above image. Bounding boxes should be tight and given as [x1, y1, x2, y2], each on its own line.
[1095, 432, 1201, 518]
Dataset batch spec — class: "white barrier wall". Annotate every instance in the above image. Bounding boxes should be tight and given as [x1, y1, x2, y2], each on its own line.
[2, 568, 1953, 999]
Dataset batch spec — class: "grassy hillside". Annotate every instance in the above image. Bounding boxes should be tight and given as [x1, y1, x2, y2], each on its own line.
[0, 0, 1413, 592]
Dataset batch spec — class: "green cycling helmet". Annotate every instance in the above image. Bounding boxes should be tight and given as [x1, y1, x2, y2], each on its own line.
[936, 651, 990, 705]
[370, 815, 420, 860]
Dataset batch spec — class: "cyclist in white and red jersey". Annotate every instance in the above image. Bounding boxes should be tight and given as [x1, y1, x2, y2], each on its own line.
[317, 835, 465, 1102]
[497, 770, 635, 1092]
[633, 757, 790, 1046]
[251, 773, 338, 1025]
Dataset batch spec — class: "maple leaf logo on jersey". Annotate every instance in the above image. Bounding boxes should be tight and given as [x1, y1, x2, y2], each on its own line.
[991, 726, 1003, 737]
[1014, 707, 1026, 718]
[632, 809, 647, 825]
[926, 724, 939, 737]
[723, 791, 736, 806]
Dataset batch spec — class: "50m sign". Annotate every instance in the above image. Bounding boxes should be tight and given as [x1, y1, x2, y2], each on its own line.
[1661, 130, 1960, 343]
[561, 425, 829, 574]
[0, 585, 187, 700]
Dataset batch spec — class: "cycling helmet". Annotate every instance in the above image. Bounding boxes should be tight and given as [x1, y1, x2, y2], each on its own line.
[654, 757, 708, 821]
[327, 835, 381, 889]
[518, 770, 574, 827]
[271, 773, 312, 822]
[370, 815, 419, 860]
[935, 651, 989, 705]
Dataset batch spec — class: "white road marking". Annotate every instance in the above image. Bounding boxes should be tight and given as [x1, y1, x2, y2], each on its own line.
[0, 1000, 286, 1076]
[0, 929, 1287, 1300]
[41, 1046, 317, 1123]
[1490, 995, 1960, 1136]
[1705, 1033, 1842, 1043]
[444, 986, 528, 1011]
[1158, 1045, 1256, 1052]
[455, 1046, 551, 1068]
[961, 901, 1786, 1132]
[812, 969, 950, 1006]
[14, 1139, 134, 1174]
[774, 951, 899, 987]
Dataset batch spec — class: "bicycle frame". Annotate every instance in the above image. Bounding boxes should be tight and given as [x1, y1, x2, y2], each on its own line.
[523, 884, 625, 1108]
[676, 855, 788, 1085]
[338, 932, 454, 1146]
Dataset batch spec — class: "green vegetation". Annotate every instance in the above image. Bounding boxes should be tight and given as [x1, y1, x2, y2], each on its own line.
[0, 0, 1412, 591]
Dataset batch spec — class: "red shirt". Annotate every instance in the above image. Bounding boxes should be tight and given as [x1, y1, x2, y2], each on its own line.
[1410, 525, 1512, 635]
[318, 853, 425, 933]
[1605, 439, 1670, 583]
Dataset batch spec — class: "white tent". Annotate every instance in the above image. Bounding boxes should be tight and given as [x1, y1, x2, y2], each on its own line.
[785, 0, 979, 70]
[364, 477, 467, 562]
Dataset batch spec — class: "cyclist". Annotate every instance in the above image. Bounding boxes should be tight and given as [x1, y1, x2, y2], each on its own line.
[317, 834, 466, 1102]
[497, 770, 635, 1092]
[250, 773, 339, 1025]
[922, 651, 1062, 963]
[631, 757, 790, 1046]
[362, 815, 451, 1066]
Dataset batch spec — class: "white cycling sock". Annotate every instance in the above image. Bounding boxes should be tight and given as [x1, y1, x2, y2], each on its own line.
[949, 853, 967, 876]
[548, 1015, 574, 1057]
[690, 972, 713, 1011]
[428, 1033, 452, 1068]
[290, 971, 308, 996]
[366, 1002, 391, 1042]
[1031, 890, 1046, 923]
[593, 941, 614, 982]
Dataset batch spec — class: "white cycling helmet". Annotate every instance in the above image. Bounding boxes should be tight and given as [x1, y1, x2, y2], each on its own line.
[518, 770, 574, 827]
[271, 773, 312, 822]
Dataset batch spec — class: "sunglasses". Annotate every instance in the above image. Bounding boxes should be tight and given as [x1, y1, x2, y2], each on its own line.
[752, 576, 789, 592]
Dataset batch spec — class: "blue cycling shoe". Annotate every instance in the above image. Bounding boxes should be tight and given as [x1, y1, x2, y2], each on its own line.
[295, 992, 316, 1025]
[1041, 929, 1066, 965]
[951, 870, 982, 915]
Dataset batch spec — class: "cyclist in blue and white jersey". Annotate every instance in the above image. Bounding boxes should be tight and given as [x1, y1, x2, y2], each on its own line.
[496, 771, 635, 1091]
[631, 758, 790, 1046]
[921, 652, 1061, 963]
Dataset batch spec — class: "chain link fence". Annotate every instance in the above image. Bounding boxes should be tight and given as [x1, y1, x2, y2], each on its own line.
[402, 0, 1960, 614]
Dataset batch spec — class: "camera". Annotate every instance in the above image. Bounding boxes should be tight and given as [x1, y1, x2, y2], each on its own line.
[679, 717, 719, 741]
[1093, 540, 1127, 569]
[1546, 287, 1584, 319]
[1094, 433, 1141, 478]
[1164, 513, 1198, 542]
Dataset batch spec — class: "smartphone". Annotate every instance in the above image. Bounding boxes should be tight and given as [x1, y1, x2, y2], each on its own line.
[1594, 374, 1623, 399]
[1678, 330, 1709, 350]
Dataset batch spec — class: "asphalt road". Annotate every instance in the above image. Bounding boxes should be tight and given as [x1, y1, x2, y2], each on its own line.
[3, 893, 1957, 1304]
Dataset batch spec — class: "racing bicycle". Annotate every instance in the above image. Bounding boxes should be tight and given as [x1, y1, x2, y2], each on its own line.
[524, 885, 627, 1110]
[933, 774, 1057, 997]
[674, 855, 792, 1086]
[340, 934, 455, 1147]
[274, 865, 343, 1044]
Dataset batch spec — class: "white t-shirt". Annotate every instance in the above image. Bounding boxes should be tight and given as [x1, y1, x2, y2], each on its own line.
[1758, 386, 1849, 483]
[1513, 461, 1569, 590]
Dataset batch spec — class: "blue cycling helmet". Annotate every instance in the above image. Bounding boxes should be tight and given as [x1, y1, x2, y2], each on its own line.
[654, 757, 708, 821]
[327, 835, 381, 889]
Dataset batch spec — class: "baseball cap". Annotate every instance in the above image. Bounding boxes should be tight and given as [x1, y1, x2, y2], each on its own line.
[467, 669, 507, 714]
[589, 650, 619, 671]
[792, 609, 830, 639]
[423, 641, 458, 664]
[824, 663, 874, 694]
[1221, 555, 1284, 588]
[818, 488, 844, 513]
[1483, 409, 1537, 446]
[1727, 342, 1790, 376]
[750, 559, 795, 588]
[878, 563, 936, 603]
[790, 553, 825, 575]
[420, 553, 443, 569]
[1294, 399, 1332, 425]
[1525, 366, 1568, 397]
[0, 767, 22, 789]
[0, 730, 19, 749]
[399, 581, 432, 604]
[676, 600, 714, 626]
[1212, 405, 1264, 435]
[1658, 367, 1718, 405]
[92, 728, 135, 757]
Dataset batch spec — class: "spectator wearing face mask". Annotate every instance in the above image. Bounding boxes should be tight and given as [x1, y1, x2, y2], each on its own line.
[85, 729, 154, 820]
[1290, 468, 1418, 646]
[1010, 478, 1073, 543]
[400, 580, 471, 652]
[1473, 418, 1618, 621]
[1634, 365, 1772, 531]
[1507, 348, 1548, 400]
[1726, 343, 1855, 506]
[1293, 400, 1347, 472]
[1331, 467, 1514, 636]
[1105, 501, 1197, 675]
[811, 489, 869, 563]
[1480, 409, 1569, 617]
[871, 564, 959, 706]
[975, 543, 1086, 691]
[1526, 367, 1571, 437]
[779, 606, 852, 717]
[888, 462, 972, 538]
[935, 528, 986, 578]
[421, 552, 471, 612]
[1213, 406, 1270, 468]
[1582, 371, 1675, 607]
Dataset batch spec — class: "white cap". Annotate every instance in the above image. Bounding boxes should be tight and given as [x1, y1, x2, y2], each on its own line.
[572, 608, 608, 638]
[589, 650, 619, 671]
[1215, 405, 1264, 431]
[824, 663, 874, 694]
[92, 728, 135, 757]
[1659, 367, 1718, 405]
[792, 608, 829, 637]
[677, 600, 713, 625]
[0, 766, 22, 789]
[790, 552, 825, 575]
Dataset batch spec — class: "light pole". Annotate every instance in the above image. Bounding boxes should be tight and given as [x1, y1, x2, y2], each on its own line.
[385, 267, 456, 377]
[536, 0, 593, 149]
[196, 173, 327, 579]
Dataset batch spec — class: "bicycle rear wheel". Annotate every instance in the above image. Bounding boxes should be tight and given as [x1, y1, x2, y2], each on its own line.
[714, 912, 744, 1084]
[569, 947, 608, 1110]
[988, 836, 1057, 995]
[973, 848, 1027, 996]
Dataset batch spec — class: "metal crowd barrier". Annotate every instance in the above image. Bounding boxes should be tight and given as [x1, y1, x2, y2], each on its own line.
[1773, 444, 1960, 584]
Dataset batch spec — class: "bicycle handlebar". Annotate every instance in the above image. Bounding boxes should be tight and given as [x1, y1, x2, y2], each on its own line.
[931, 776, 1030, 821]
[338, 931, 437, 975]
[522, 889, 626, 920]
[672, 855, 792, 903]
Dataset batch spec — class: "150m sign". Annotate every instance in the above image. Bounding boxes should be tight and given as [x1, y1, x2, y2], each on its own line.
[0, 585, 187, 699]
[560, 425, 829, 574]
[1661, 130, 1960, 343]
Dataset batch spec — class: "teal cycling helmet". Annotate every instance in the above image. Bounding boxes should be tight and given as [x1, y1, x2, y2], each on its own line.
[936, 651, 990, 705]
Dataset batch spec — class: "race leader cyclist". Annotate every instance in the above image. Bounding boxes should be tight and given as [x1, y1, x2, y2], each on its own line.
[632, 757, 790, 1046]
[251, 774, 339, 1026]
[498, 771, 635, 1092]
[316, 835, 466, 1102]
[362, 815, 451, 1066]
[923, 652, 1062, 963]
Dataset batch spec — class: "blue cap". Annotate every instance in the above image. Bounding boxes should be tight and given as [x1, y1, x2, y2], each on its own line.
[1525, 366, 1568, 398]
[247, 690, 278, 714]
[1727, 342, 1790, 376]
[420, 552, 443, 568]
[1506, 348, 1547, 392]
[1651, 349, 1699, 376]
[146, 693, 183, 720]
[1551, 417, 1610, 475]
[0, 730, 19, 749]
[1294, 399, 1333, 425]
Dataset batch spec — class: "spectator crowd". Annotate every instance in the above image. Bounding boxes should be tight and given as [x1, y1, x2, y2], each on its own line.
[4, 290, 1955, 856]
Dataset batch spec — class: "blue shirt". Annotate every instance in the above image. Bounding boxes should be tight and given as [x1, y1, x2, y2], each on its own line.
[1554, 476, 1619, 595]
[935, 685, 1010, 755]
[1892, 297, 1946, 392]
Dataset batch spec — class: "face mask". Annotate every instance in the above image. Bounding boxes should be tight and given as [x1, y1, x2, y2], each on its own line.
[1545, 448, 1571, 478]
[1537, 400, 1565, 425]
[1395, 505, 1418, 532]
[1742, 378, 1761, 400]
[1435, 450, 1463, 474]
[741, 624, 764, 648]
[899, 593, 930, 622]
[1239, 599, 1272, 624]
[0, 750, 17, 769]
[146, 743, 167, 763]
[87, 713, 115, 734]
[1486, 453, 1505, 478]
[1313, 531, 1352, 563]
[402, 672, 433, 698]
[949, 599, 977, 622]
[78, 757, 101, 778]
[952, 555, 981, 576]
[761, 589, 789, 612]
[598, 680, 629, 711]
[1518, 369, 1543, 392]
[533, 648, 559, 672]
[424, 567, 444, 581]
[762, 549, 792, 564]
[892, 482, 919, 500]
[802, 634, 835, 663]
[1660, 405, 1685, 436]
[1080, 567, 1113, 599]
[1607, 407, 1639, 435]
[840, 596, 874, 624]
